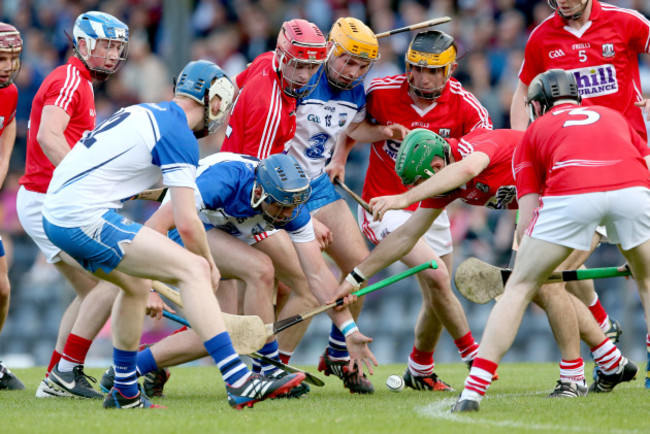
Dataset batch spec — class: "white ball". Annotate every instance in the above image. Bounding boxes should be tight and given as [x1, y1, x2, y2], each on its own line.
[386, 374, 404, 392]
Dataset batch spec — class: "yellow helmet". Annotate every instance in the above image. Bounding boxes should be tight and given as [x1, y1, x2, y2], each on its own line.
[405, 30, 456, 99]
[329, 17, 379, 60]
[326, 17, 379, 90]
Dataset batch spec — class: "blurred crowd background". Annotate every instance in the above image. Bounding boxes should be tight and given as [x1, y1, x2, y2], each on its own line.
[1, 0, 649, 371]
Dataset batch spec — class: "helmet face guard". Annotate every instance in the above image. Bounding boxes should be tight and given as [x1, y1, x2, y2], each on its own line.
[0, 23, 22, 88]
[276, 19, 327, 98]
[405, 30, 456, 100]
[251, 154, 312, 226]
[174, 60, 235, 138]
[525, 69, 581, 122]
[72, 11, 129, 81]
[395, 128, 450, 186]
[326, 17, 379, 91]
[547, 0, 589, 20]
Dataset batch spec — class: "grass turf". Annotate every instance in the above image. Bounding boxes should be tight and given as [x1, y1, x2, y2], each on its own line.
[1, 362, 649, 433]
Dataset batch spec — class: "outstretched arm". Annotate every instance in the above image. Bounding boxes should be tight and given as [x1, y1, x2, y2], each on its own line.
[369, 151, 490, 219]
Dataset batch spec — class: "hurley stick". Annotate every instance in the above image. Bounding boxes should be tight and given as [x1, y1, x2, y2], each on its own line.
[454, 257, 631, 304]
[334, 177, 371, 213]
[375, 17, 451, 38]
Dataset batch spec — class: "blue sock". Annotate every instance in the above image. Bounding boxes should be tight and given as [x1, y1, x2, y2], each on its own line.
[136, 347, 158, 377]
[113, 347, 139, 398]
[204, 332, 250, 386]
[257, 340, 281, 376]
[327, 324, 349, 360]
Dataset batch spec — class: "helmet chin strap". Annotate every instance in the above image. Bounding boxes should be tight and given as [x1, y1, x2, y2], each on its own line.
[193, 89, 210, 139]
[556, 0, 589, 20]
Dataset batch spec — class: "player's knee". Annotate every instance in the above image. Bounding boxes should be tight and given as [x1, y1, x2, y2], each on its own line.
[181, 254, 211, 285]
[246, 256, 274, 290]
[0, 277, 10, 299]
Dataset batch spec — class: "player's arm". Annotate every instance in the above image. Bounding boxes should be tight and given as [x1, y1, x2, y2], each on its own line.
[346, 119, 409, 144]
[370, 151, 490, 217]
[144, 200, 175, 234]
[169, 186, 219, 286]
[515, 193, 538, 243]
[0, 117, 16, 187]
[510, 80, 530, 131]
[36, 105, 73, 166]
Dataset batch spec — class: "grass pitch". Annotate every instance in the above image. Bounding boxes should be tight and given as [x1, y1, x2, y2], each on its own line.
[2, 362, 649, 434]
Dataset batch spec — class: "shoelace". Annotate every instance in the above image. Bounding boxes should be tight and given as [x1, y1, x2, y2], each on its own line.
[73, 366, 98, 388]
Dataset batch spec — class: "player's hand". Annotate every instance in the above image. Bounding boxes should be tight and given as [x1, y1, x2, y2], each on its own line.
[325, 161, 345, 183]
[369, 194, 408, 221]
[312, 217, 333, 250]
[345, 331, 377, 377]
[634, 99, 650, 120]
[145, 291, 175, 320]
[330, 281, 358, 310]
[380, 124, 410, 141]
[618, 262, 632, 279]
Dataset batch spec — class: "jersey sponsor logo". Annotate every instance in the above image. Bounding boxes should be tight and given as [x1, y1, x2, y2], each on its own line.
[338, 112, 348, 127]
[411, 121, 430, 128]
[323, 105, 335, 112]
[485, 185, 517, 210]
[549, 49, 565, 59]
[572, 43, 590, 50]
[307, 113, 321, 124]
[383, 139, 401, 161]
[602, 44, 615, 58]
[305, 132, 330, 159]
[570, 65, 618, 98]
[438, 128, 451, 138]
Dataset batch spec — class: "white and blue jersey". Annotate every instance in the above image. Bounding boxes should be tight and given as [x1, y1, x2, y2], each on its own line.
[42, 101, 199, 273]
[43, 102, 199, 227]
[288, 69, 366, 212]
[289, 68, 366, 180]
[185, 152, 314, 245]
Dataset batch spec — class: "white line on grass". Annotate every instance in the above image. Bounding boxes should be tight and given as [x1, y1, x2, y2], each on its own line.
[416, 397, 641, 434]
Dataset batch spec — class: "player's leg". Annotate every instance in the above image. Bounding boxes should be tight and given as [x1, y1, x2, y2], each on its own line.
[454, 236, 574, 411]
[311, 192, 370, 382]
[0, 246, 25, 391]
[398, 241, 463, 392]
[563, 232, 621, 342]
[256, 231, 319, 359]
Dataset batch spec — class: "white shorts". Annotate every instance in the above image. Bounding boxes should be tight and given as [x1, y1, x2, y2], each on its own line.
[16, 186, 62, 263]
[528, 187, 650, 251]
[357, 206, 453, 256]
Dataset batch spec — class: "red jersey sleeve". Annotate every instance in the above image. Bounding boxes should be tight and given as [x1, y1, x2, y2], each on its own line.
[42, 65, 85, 117]
[0, 84, 18, 133]
[518, 29, 545, 86]
[629, 121, 650, 158]
[619, 8, 650, 54]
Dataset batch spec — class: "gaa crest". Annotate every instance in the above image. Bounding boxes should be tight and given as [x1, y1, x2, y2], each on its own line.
[438, 128, 451, 138]
[602, 43, 615, 58]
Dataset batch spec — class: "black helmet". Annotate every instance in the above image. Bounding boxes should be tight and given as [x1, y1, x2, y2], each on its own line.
[525, 69, 581, 122]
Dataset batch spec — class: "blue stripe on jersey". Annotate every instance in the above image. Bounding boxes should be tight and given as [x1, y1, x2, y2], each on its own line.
[148, 101, 199, 170]
[53, 147, 134, 194]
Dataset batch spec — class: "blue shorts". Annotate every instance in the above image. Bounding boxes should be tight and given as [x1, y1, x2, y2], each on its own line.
[0, 236, 4, 257]
[43, 210, 142, 274]
[305, 173, 342, 213]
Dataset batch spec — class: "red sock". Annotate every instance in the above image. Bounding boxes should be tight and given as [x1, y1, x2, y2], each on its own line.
[408, 346, 434, 376]
[588, 297, 608, 327]
[454, 332, 479, 362]
[559, 358, 585, 382]
[46, 350, 62, 377]
[61, 334, 93, 365]
[279, 351, 292, 365]
[464, 357, 498, 396]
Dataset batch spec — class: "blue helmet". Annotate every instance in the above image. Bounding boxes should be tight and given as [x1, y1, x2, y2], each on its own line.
[72, 11, 129, 80]
[252, 154, 311, 224]
[175, 60, 235, 138]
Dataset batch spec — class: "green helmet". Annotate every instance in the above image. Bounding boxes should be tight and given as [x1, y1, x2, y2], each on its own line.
[395, 128, 450, 185]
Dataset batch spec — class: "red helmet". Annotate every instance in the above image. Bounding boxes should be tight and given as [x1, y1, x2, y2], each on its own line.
[275, 19, 327, 98]
[0, 22, 23, 88]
